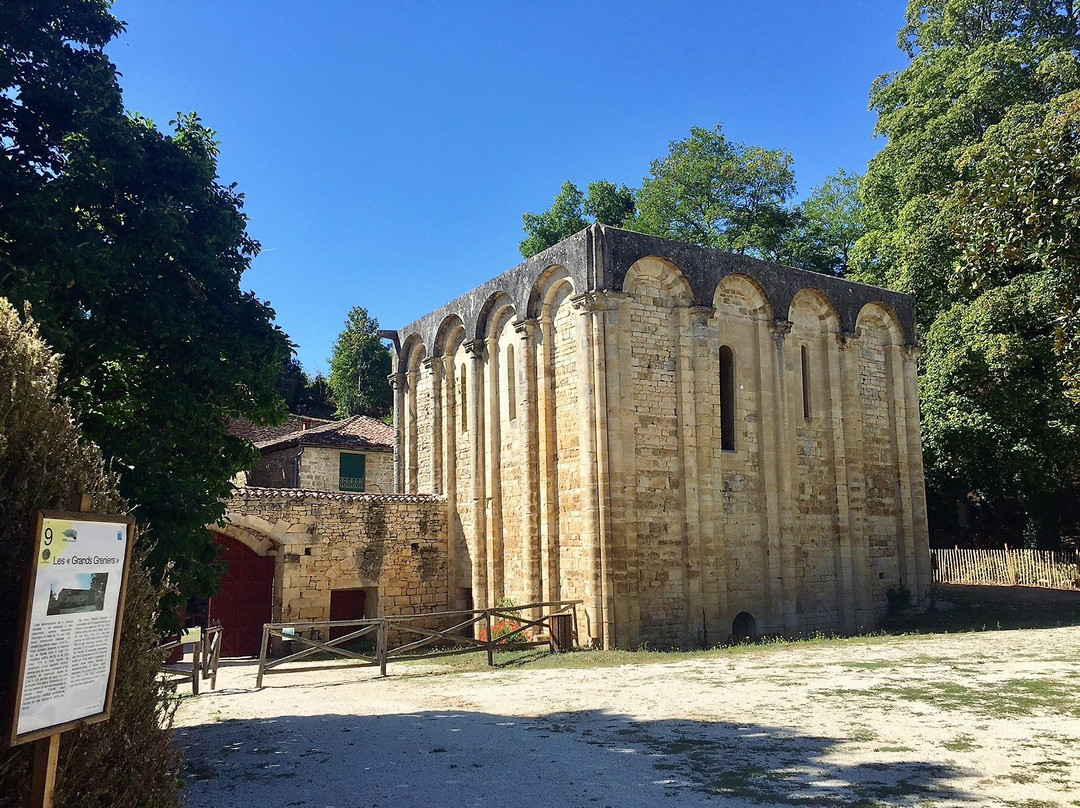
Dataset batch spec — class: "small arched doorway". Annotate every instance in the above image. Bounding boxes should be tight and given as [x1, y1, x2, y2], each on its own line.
[208, 532, 275, 657]
[731, 611, 758, 643]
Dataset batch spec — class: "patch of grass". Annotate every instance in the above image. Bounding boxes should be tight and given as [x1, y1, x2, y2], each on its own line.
[827, 678, 1079, 719]
[941, 734, 978, 752]
[874, 745, 914, 753]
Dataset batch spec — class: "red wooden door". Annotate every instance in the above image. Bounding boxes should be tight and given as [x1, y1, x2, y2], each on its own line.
[208, 533, 275, 657]
[329, 588, 367, 640]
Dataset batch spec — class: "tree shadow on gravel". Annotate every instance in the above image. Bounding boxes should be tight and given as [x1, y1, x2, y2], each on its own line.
[177, 708, 975, 808]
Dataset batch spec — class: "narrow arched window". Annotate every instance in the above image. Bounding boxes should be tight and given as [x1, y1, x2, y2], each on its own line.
[505, 343, 517, 421]
[459, 363, 468, 432]
[801, 345, 811, 420]
[719, 345, 735, 451]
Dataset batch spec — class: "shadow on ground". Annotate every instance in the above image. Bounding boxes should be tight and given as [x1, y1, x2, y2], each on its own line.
[178, 708, 974, 808]
[883, 583, 1080, 634]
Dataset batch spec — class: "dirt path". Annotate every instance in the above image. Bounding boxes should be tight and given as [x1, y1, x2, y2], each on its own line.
[176, 626, 1080, 807]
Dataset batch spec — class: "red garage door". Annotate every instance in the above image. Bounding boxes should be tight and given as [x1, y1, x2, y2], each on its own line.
[208, 533, 275, 657]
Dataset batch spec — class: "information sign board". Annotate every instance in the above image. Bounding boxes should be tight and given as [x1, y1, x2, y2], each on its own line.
[9, 511, 134, 746]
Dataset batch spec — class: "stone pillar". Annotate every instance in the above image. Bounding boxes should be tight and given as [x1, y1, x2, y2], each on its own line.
[838, 330, 873, 626]
[676, 304, 713, 647]
[465, 340, 488, 608]
[887, 341, 918, 598]
[588, 292, 623, 649]
[902, 344, 932, 599]
[768, 318, 797, 634]
[484, 331, 504, 602]
[515, 318, 542, 605]
[572, 292, 602, 648]
[441, 353, 461, 607]
[827, 332, 857, 632]
[391, 370, 405, 494]
[605, 292, 639, 647]
[424, 356, 444, 495]
[536, 310, 558, 604]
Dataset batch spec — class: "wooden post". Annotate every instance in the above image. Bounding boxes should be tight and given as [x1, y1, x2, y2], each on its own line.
[30, 734, 61, 808]
[29, 494, 92, 808]
[485, 611, 494, 667]
[191, 635, 202, 696]
[378, 620, 388, 677]
[256, 625, 270, 689]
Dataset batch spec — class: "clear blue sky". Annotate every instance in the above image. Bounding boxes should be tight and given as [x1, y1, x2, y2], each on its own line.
[107, 1, 909, 375]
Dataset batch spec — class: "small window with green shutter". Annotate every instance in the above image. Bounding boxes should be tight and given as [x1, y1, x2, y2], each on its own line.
[338, 452, 366, 492]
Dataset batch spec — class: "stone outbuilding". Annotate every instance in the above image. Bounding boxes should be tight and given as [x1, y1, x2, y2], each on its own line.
[389, 225, 931, 649]
[209, 415, 446, 656]
[241, 414, 395, 494]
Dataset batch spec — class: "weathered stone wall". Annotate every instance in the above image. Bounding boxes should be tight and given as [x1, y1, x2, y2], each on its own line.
[248, 448, 298, 488]
[393, 229, 931, 649]
[219, 488, 448, 627]
[298, 446, 394, 494]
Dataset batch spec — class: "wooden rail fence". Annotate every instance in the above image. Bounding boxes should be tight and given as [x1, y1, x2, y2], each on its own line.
[256, 600, 581, 688]
[159, 623, 223, 694]
[932, 547, 1080, 589]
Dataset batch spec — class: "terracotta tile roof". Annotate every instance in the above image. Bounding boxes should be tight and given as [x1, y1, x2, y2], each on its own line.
[227, 414, 334, 443]
[254, 414, 394, 453]
[231, 486, 439, 504]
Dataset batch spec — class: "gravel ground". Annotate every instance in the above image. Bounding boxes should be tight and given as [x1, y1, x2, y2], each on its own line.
[175, 625, 1080, 808]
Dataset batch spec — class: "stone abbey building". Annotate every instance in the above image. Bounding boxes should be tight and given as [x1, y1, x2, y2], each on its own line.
[389, 225, 931, 649]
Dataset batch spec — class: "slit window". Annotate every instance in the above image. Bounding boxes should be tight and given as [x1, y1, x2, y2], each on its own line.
[459, 363, 467, 432]
[505, 343, 516, 421]
[719, 345, 736, 451]
[801, 345, 811, 420]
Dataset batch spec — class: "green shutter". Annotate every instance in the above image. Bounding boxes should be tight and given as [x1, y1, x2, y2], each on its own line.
[338, 452, 366, 492]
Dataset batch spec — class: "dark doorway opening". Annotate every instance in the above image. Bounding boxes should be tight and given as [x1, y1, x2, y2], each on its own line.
[731, 611, 758, 643]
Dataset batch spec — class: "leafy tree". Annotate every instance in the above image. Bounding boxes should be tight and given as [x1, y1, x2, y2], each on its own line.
[0, 299, 182, 807]
[0, 1, 291, 607]
[856, 0, 1080, 547]
[951, 89, 1080, 399]
[519, 179, 636, 258]
[277, 357, 338, 418]
[633, 123, 796, 258]
[779, 169, 867, 276]
[920, 274, 1080, 546]
[328, 306, 393, 418]
[852, 0, 1080, 326]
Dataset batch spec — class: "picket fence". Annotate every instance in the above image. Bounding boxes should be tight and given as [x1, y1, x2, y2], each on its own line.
[932, 547, 1080, 589]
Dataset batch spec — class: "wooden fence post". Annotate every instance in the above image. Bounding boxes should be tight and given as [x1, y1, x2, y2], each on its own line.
[256, 625, 270, 689]
[378, 620, 388, 677]
[485, 610, 494, 667]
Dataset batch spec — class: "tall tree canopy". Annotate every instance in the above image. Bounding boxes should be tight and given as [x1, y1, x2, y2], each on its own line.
[520, 124, 856, 273]
[519, 180, 635, 258]
[0, 1, 292, 604]
[328, 306, 392, 419]
[855, 0, 1080, 546]
[779, 169, 867, 276]
[634, 124, 796, 258]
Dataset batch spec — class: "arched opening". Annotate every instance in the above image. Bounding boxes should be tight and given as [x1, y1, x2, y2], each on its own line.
[719, 345, 736, 451]
[731, 611, 758, 643]
[505, 342, 516, 421]
[208, 532, 276, 657]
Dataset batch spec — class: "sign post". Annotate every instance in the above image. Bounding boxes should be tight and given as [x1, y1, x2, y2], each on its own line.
[8, 496, 134, 808]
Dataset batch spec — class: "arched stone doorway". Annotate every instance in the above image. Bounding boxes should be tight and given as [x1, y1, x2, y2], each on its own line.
[208, 532, 275, 656]
[731, 611, 758, 643]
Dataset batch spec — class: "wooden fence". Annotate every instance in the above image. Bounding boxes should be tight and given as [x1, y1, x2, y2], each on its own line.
[255, 600, 581, 688]
[932, 547, 1080, 589]
[159, 623, 223, 694]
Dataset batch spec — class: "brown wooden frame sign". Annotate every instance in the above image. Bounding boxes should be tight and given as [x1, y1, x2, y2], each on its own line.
[9, 510, 135, 747]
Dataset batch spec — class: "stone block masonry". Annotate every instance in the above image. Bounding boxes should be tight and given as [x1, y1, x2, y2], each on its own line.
[390, 225, 931, 649]
[219, 487, 448, 626]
